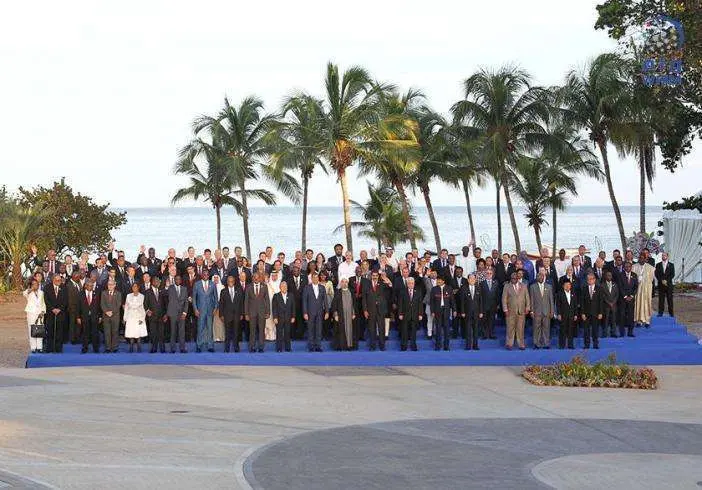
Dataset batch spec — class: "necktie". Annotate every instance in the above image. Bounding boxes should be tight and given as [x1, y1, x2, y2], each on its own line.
[409, 289, 413, 300]
[355, 279, 361, 296]
[295, 277, 299, 288]
[87, 292, 92, 304]
[176, 286, 180, 296]
[55, 286, 59, 296]
[440, 286, 444, 306]
[255, 284, 259, 295]
[204, 282, 208, 292]
[608, 282, 612, 293]
[590, 286, 593, 298]
[110, 290, 113, 297]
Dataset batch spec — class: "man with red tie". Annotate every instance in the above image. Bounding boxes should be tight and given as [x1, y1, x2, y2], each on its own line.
[363, 271, 390, 351]
[78, 280, 101, 353]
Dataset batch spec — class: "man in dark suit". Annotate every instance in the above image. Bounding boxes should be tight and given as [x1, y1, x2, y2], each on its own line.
[431, 249, 449, 278]
[145, 276, 166, 353]
[183, 265, 198, 342]
[272, 280, 296, 352]
[460, 274, 483, 350]
[396, 277, 423, 351]
[219, 275, 244, 353]
[430, 275, 455, 351]
[44, 274, 68, 353]
[600, 270, 619, 338]
[556, 279, 578, 349]
[481, 268, 499, 340]
[451, 267, 466, 339]
[577, 244, 592, 270]
[100, 279, 122, 353]
[655, 252, 675, 317]
[286, 265, 307, 340]
[166, 275, 189, 353]
[362, 270, 390, 351]
[302, 272, 328, 352]
[77, 280, 101, 353]
[66, 271, 83, 344]
[245, 272, 270, 353]
[619, 261, 638, 337]
[580, 273, 604, 349]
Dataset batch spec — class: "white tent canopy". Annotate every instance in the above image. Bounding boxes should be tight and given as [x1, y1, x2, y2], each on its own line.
[662, 206, 702, 282]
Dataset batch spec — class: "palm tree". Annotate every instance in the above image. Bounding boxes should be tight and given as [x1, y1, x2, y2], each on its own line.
[172, 138, 240, 250]
[268, 94, 327, 250]
[193, 97, 300, 259]
[0, 202, 48, 290]
[359, 88, 422, 249]
[540, 121, 602, 254]
[411, 108, 458, 252]
[452, 66, 551, 253]
[510, 157, 550, 252]
[336, 183, 423, 250]
[556, 53, 630, 250]
[450, 129, 486, 247]
[314, 63, 380, 252]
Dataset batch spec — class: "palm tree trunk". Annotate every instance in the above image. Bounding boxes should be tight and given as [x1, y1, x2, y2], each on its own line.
[215, 203, 222, 251]
[301, 175, 309, 251]
[339, 169, 353, 252]
[495, 180, 502, 253]
[502, 183, 521, 252]
[12, 255, 23, 290]
[597, 141, 627, 250]
[534, 226, 543, 255]
[421, 184, 441, 252]
[394, 179, 416, 250]
[240, 182, 252, 259]
[639, 150, 646, 234]
[551, 193, 557, 258]
[462, 179, 476, 245]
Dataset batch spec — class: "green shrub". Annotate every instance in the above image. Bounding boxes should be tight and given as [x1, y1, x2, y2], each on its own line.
[522, 353, 658, 389]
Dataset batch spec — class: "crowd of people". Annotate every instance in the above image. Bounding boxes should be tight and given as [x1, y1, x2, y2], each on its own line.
[23, 240, 676, 354]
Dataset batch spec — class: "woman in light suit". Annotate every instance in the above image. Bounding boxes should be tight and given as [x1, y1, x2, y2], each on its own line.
[23, 278, 46, 353]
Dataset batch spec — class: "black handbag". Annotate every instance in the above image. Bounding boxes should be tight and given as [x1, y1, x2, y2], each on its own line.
[30, 315, 45, 338]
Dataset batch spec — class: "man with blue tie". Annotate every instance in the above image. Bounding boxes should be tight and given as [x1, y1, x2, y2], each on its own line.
[193, 270, 217, 352]
[302, 272, 328, 352]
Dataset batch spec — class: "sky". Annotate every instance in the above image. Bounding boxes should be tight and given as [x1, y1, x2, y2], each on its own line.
[1, 0, 700, 209]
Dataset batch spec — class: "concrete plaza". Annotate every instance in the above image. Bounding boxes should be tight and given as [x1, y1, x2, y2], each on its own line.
[0, 365, 701, 489]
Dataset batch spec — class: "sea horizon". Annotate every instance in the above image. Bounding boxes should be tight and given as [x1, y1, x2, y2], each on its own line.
[108, 205, 664, 257]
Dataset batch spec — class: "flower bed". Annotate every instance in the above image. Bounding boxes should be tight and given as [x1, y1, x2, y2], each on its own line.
[522, 354, 658, 389]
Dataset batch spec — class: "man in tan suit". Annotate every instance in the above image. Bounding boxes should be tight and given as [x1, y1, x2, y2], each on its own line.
[100, 279, 122, 353]
[502, 272, 530, 350]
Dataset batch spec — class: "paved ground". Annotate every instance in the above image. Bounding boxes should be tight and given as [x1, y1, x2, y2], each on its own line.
[1, 365, 702, 489]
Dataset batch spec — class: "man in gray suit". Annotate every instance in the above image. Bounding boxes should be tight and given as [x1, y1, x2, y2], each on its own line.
[302, 272, 328, 352]
[167, 275, 189, 353]
[100, 279, 122, 353]
[245, 272, 270, 353]
[529, 271, 555, 349]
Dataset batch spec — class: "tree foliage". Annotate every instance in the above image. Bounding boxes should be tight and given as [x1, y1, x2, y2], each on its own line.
[595, 0, 702, 171]
[17, 178, 127, 256]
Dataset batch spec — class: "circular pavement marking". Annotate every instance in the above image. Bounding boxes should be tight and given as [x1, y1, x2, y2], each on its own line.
[245, 418, 702, 490]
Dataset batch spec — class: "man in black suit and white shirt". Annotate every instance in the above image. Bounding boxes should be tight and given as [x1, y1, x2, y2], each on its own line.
[655, 252, 675, 317]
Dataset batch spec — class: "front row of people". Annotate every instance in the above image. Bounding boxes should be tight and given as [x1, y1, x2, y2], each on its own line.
[26, 265, 639, 354]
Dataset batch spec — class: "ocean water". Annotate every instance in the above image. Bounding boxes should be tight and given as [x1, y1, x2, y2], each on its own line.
[111, 205, 661, 258]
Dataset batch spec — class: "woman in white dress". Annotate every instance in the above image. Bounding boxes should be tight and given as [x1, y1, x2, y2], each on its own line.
[23, 278, 46, 353]
[265, 272, 282, 341]
[124, 282, 147, 352]
[212, 274, 226, 342]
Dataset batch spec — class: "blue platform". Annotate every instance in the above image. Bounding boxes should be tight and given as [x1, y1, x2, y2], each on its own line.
[26, 315, 702, 368]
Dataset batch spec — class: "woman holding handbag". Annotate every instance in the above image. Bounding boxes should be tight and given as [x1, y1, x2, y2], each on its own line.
[23, 278, 46, 353]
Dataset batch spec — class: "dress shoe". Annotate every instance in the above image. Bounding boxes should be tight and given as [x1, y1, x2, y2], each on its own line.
[285, 348, 291, 352]
[443, 346, 450, 351]
[489, 335, 497, 340]
[257, 348, 264, 353]
[411, 345, 418, 351]
[224, 348, 230, 353]
[472, 344, 479, 351]
[369, 346, 376, 351]
[379, 346, 385, 351]
[80, 348, 88, 354]
[317, 347, 324, 352]
[150, 347, 157, 354]
[401, 346, 407, 352]
[234, 347, 240, 353]
[207, 348, 215, 353]
[627, 333, 635, 338]
[543, 346, 550, 349]
[533, 345, 540, 350]
[196, 347, 202, 353]
[657, 313, 663, 317]
[171, 349, 176, 354]
[465, 345, 471, 350]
